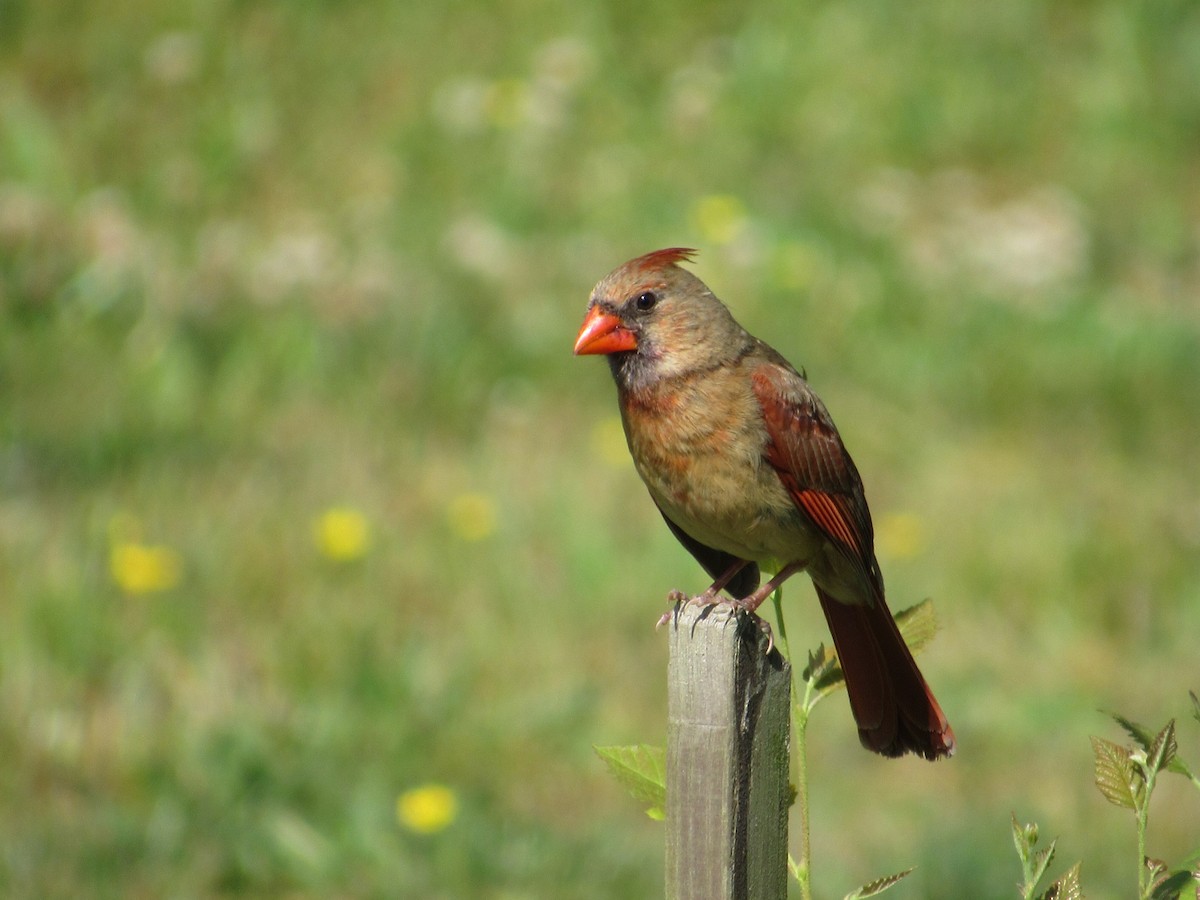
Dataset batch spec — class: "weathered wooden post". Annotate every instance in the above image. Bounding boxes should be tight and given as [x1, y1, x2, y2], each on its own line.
[665, 602, 791, 900]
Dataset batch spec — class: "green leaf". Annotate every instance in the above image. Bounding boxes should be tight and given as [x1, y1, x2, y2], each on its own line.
[1037, 862, 1082, 900]
[1148, 867, 1194, 900]
[841, 867, 914, 899]
[594, 744, 666, 819]
[1011, 813, 1037, 860]
[803, 642, 844, 699]
[1091, 736, 1142, 809]
[1147, 720, 1177, 779]
[1165, 754, 1198, 783]
[1111, 712, 1155, 752]
[1026, 844, 1057, 891]
[1012, 814, 1055, 891]
[1189, 691, 1200, 726]
[1114, 712, 1196, 781]
[1146, 856, 1169, 885]
[1012, 817, 1080, 900]
[894, 599, 939, 657]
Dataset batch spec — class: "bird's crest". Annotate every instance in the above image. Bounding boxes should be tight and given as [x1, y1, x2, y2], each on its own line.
[628, 247, 697, 274]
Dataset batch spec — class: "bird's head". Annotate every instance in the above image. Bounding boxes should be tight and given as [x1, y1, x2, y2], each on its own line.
[573, 248, 747, 390]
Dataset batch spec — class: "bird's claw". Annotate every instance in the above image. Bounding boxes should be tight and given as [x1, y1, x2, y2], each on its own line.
[655, 590, 690, 630]
[656, 588, 714, 629]
[655, 590, 775, 654]
[722, 596, 776, 653]
[749, 615, 775, 654]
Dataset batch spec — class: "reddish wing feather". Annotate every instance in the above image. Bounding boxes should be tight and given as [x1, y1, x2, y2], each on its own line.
[751, 364, 878, 589]
[796, 490, 861, 556]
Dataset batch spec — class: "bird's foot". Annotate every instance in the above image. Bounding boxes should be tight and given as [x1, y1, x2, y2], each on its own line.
[655, 596, 679, 629]
[655, 588, 719, 629]
[655, 590, 775, 653]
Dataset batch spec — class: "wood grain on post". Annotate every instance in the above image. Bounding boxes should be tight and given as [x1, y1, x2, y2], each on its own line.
[665, 602, 791, 900]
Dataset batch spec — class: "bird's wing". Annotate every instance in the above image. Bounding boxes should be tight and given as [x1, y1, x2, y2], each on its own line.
[750, 359, 883, 599]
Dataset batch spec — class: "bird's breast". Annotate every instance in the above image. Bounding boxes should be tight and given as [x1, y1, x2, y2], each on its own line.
[618, 377, 815, 564]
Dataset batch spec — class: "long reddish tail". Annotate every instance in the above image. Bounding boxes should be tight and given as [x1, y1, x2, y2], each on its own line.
[815, 585, 955, 760]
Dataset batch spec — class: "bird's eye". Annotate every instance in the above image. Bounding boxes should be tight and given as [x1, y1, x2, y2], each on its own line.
[634, 291, 658, 312]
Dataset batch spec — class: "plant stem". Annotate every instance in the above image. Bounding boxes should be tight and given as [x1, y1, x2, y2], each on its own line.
[1135, 763, 1155, 900]
[772, 590, 814, 900]
[1136, 798, 1149, 898]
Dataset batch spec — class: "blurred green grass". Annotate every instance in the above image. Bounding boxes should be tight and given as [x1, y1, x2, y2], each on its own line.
[2, 0, 1199, 897]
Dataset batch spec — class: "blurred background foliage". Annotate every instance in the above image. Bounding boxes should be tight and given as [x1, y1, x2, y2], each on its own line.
[1, 0, 1198, 896]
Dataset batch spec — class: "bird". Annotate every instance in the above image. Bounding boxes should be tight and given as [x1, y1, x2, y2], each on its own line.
[573, 248, 954, 760]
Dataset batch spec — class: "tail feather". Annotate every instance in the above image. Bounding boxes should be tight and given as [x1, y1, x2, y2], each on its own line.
[815, 585, 955, 760]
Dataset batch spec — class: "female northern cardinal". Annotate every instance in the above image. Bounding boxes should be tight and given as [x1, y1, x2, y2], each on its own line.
[573, 248, 954, 760]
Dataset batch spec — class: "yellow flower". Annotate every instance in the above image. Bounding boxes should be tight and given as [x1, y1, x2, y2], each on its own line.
[314, 508, 372, 561]
[691, 194, 748, 245]
[446, 492, 496, 542]
[590, 415, 628, 469]
[397, 784, 458, 834]
[110, 542, 182, 594]
[877, 512, 926, 561]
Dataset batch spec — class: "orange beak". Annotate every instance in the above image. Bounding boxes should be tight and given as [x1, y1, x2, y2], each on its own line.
[573, 307, 637, 355]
